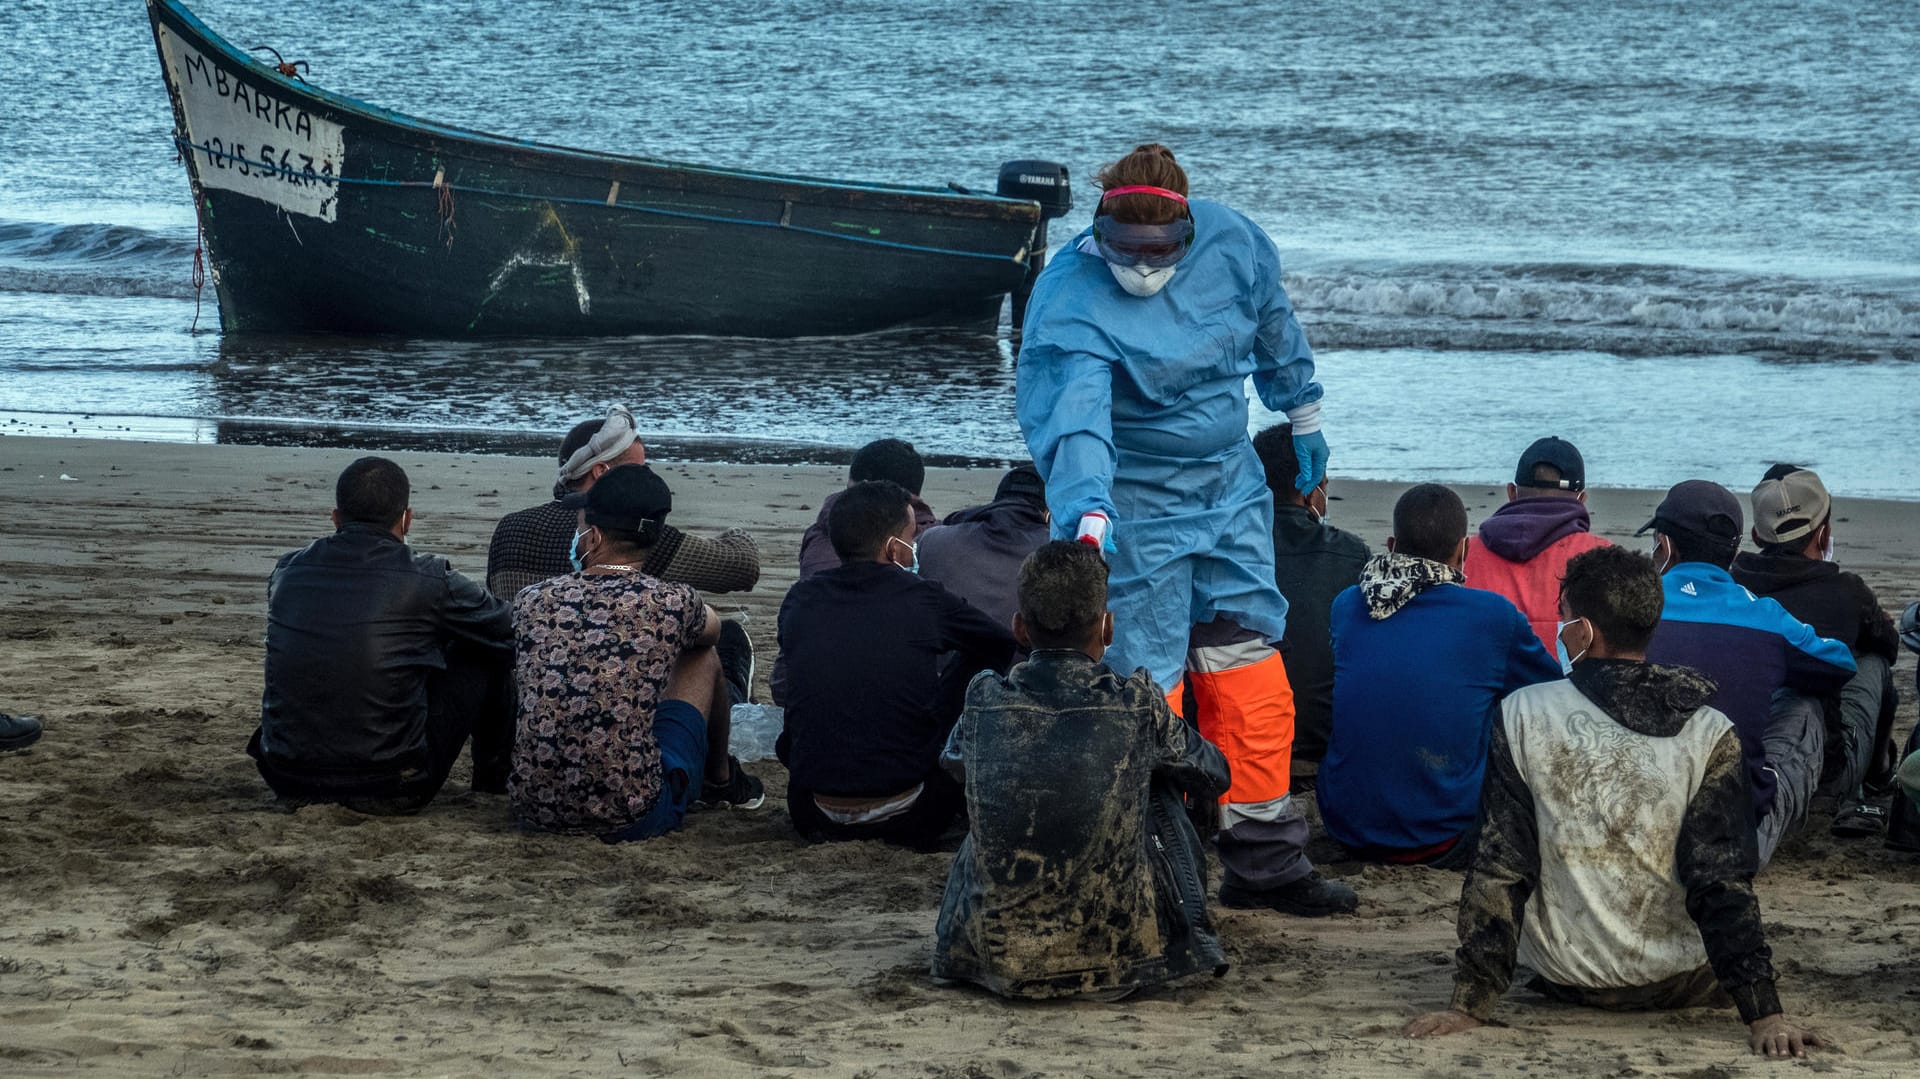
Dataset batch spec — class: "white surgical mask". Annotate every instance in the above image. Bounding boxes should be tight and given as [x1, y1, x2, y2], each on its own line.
[1555, 617, 1590, 674]
[1309, 487, 1330, 524]
[1108, 261, 1176, 297]
[1820, 532, 1835, 563]
[888, 535, 920, 575]
[1651, 538, 1670, 575]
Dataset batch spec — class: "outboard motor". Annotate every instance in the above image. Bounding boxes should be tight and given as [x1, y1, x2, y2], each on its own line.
[997, 160, 1073, 352]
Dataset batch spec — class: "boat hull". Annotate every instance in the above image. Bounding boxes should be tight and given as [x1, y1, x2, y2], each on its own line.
[148, 1, 1040, 338]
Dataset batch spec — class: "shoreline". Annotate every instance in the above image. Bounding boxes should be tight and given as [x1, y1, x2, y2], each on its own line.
[1, 435, 1916, 1076]
[8, 419, 1920, 506]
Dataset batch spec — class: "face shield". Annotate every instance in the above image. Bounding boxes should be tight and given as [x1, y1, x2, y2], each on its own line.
[1090, 215, 1195, 270]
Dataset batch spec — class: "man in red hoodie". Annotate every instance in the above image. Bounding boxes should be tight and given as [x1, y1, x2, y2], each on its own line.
[1463, 437, 1610, 653]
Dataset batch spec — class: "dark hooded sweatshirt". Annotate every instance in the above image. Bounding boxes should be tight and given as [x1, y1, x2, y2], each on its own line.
[918, 495, 1050, 631]
[1729, 550, 1898, 663]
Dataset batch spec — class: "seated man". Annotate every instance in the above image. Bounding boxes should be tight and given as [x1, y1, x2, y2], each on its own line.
[1462, 436, 1610, 651]
[777, 480, 1016, 848]
[1253, 422, 1370, 771]
[1889, 601, 1920, 851]
[1317, 484, 1560, 866]
[510, 464, 762, 842]
[1641, 480, 1855, 866]
[797, 438, 937, 579]
[1, 711, 41, 752]
[1731, 466, 1902, 837]
[1405, 546, 1822, 1060]
[250, 457, 514, 814]
[918, 464, 1050, 631]
[933, 542, 1229, 999]
[486, 406, 760, 700]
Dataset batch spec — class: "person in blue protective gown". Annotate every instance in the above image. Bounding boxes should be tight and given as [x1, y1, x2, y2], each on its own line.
[1016, 143, 1358, 916]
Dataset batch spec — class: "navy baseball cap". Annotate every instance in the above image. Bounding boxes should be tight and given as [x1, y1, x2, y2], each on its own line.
[1515, 437, 1585, 492]
[1635, 479, 1742, 541]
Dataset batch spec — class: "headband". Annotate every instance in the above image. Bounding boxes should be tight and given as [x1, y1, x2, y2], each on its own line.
[1099, 185, 1189, 206]
[556, 405, 638, 489]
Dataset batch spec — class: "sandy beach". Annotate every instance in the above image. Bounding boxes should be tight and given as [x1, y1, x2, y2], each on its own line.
[1, 434, 1916, 1078]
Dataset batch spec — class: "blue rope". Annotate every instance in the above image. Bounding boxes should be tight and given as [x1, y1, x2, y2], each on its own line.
[172, 136, 1024, 264]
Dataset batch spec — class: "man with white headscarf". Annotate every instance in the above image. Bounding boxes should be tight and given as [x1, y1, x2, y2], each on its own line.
[485, 406, 763, 699]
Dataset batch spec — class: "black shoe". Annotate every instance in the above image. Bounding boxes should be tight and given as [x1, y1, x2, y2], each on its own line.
[1831, 799, 1889, 838]
[717, 620, 755, 706]
[694, 756, 765, 810]
[1219, 872, 1358, 918]
[0, 713, 42, 752]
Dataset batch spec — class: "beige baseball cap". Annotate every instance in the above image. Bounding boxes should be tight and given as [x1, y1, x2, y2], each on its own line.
[1751, 470, 1831, 545]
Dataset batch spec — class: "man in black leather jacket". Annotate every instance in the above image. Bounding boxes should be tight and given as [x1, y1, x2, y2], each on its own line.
[933, 542, 1230, 999]
[249, 457, 514, 814]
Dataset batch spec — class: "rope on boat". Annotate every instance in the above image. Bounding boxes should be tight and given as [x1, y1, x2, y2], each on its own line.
[190, 218, 206, 333]
[170, 136, 1023, 264]
[433, 166, 456, 250]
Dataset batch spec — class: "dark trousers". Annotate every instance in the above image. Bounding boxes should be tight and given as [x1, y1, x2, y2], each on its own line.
[1823, 653, 1899, 797]
[254, 640, 515, 815]
[787, 768, 964, 851]
[1888, 711, 1920, 852]
[1531, 964, 1730, 1012]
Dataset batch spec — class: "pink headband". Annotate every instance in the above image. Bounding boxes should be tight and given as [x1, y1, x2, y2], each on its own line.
[1100, 185, 1188, 206]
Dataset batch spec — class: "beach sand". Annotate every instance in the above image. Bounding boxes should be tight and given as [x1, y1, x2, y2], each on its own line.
[1, 436, 1916, 1077]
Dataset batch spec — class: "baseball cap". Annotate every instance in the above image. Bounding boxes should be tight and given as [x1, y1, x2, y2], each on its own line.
[994, 464, 1046, 506]
[1750, 469, 1831, 545]
[1635, 479, 1743, 541]
[561, 463, 671, 530]
[1515, 437, 1585, 492]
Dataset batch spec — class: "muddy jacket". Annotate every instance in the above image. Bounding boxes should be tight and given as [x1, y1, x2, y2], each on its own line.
[932, 651, 1229, 999]
[1452, 660, 1781, 1024]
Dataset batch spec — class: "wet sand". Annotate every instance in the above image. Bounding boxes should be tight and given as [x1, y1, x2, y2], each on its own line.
[1, 436, 1916, 1077]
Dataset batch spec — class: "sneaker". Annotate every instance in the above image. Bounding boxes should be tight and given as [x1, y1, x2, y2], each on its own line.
[1219, 872, 1358, 918]
[694, 755, 765, 810]
[717, 621, 755, 706]
[1830, 799, 1889, 838]
[0, 713, 42, 752]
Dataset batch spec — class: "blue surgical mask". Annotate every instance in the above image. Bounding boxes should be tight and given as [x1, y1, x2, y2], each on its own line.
[1555, 618, 1590, 674]
[568, 527, 592, 573]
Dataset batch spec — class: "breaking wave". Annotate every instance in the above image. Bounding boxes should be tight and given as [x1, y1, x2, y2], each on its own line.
[1289, 262, 1920, 360]
[0, 218, 198, 300]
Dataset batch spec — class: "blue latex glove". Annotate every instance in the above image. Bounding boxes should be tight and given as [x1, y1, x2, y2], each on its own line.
[1293, 429, 1329, 493]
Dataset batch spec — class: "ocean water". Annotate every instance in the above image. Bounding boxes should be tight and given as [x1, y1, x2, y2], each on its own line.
[1, 0, 1916, 496]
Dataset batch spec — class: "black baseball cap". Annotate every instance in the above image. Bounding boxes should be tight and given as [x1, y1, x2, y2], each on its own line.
[1635, 479, 1742, 541]
[562, 463, 671, 530]
[994, 463, 1046, 506]
[1515, 437, 1585, 492]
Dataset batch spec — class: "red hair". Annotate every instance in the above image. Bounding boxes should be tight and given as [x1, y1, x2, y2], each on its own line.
[1095, 144, 1190, 225]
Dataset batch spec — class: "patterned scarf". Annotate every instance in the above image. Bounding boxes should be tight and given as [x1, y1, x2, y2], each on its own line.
[1358, 552, 1464, 620]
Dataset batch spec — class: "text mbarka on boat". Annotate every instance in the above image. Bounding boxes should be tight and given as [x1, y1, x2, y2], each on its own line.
[159, 24, 344, 221]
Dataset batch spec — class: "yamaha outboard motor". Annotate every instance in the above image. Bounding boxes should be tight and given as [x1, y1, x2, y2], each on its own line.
[997, 160, 1073, 352]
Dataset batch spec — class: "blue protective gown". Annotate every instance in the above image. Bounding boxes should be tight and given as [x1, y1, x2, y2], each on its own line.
[1016, 198, 1322, 691]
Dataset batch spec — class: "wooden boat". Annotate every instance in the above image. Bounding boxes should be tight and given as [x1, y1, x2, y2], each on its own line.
[146, 0, 1068, 338]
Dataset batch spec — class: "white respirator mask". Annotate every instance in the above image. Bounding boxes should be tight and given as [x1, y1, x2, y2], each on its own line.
[1108, 262, 1176, 297]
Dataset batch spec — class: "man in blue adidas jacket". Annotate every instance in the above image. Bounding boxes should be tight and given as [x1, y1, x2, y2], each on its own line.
[1640, 481, 1855, 866]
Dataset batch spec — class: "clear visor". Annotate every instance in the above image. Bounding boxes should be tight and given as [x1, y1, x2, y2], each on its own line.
[1091, 216, 1195, 269]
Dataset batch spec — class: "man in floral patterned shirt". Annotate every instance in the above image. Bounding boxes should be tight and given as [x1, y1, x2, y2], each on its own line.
[510, 464, 763, 842]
